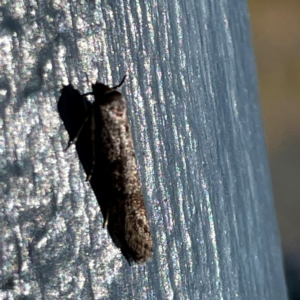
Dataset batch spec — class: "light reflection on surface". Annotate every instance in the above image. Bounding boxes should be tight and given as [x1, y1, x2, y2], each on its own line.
[0, 0, 284, 299]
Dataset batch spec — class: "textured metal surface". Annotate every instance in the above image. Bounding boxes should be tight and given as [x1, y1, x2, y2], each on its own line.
[0, 0, 287, 299]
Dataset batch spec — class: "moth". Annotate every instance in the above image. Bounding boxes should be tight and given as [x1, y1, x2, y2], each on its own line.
[57, 76, 153, 264]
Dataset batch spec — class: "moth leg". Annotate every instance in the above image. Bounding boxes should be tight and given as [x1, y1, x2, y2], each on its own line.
[102, 213, 109, 228]
[85, 108, 96, 181]
[64, 114, 90, 151]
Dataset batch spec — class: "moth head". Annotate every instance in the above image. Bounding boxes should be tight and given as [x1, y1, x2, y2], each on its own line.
[92, 82, 126, 118]
[91, 76, 126, 97]
[92, 82, 113, 96]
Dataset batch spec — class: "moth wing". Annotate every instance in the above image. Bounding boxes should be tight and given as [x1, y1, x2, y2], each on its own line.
[124, 199, 153, 263]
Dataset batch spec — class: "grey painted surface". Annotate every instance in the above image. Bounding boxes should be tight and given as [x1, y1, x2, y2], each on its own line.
[0, 0, 287, 299]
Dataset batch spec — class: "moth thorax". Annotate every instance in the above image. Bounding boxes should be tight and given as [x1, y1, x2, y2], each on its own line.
[103, 97, 126, 118]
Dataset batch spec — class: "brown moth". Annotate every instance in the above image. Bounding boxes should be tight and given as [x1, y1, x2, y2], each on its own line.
[58, 76, 153, 264]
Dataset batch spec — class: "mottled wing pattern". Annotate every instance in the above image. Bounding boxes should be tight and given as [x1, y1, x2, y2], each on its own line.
[92, 83, 153, 263]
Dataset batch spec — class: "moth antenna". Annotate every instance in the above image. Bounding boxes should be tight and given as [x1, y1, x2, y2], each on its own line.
[112, 75, 126, 89]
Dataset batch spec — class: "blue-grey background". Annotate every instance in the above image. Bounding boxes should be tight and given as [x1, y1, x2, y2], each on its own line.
[249, 2, 300, 299]
[0, 0, 287, 299]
